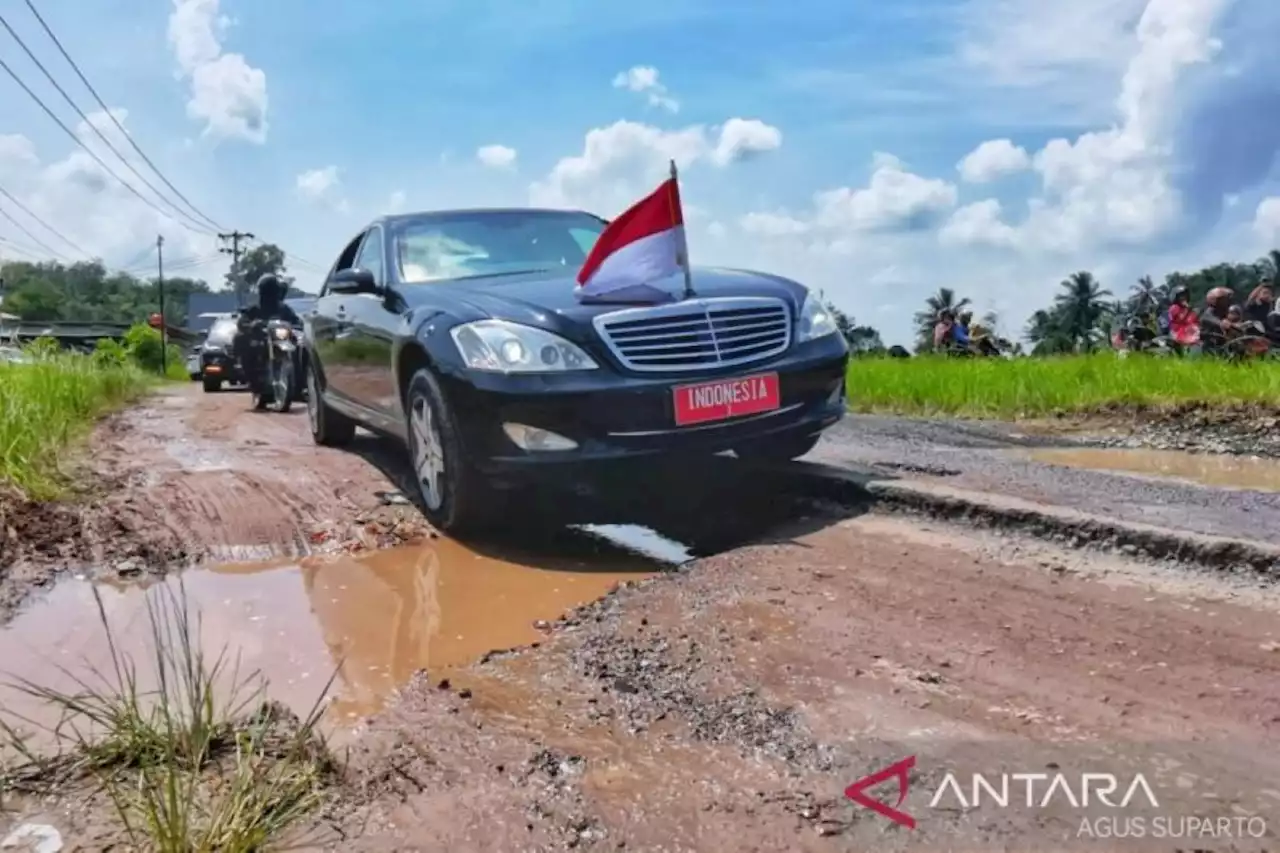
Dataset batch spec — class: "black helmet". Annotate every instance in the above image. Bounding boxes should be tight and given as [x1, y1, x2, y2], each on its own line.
[257, 273, 284, 303]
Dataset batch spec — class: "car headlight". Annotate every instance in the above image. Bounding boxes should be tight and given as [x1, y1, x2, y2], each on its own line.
[797, 290, 838, 342]
[449, 320, 599, 373]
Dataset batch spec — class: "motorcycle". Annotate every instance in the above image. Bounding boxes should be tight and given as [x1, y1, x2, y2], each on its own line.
[245, 318, 303, 412]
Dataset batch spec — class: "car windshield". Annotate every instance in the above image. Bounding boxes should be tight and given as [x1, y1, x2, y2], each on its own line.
[391, 210, 606, 284]
[206, 318, 238, 345]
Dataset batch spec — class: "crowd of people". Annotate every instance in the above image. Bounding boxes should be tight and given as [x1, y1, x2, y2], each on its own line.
[1116, 278, 1280, 357]
[931, 309, 1008, 357]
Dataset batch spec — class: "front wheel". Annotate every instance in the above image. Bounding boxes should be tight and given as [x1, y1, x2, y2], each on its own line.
[269, 356, 293, 413]
[404, 367, 499, 534]
[735, 431, 822, 463]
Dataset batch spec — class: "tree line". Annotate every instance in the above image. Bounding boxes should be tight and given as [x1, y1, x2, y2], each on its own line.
[913, 249, 1280, 355]
[0, 243, 302, 326]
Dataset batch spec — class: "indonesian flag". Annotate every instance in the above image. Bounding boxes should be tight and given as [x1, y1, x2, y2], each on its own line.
[576, 168, 688, 303]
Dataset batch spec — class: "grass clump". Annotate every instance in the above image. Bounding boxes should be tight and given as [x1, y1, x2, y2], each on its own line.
[0, 331, 166, 499]
[846, 353, 1280, 419]
[0, 584, 337, 851]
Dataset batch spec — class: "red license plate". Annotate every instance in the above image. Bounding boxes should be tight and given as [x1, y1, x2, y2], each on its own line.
[673, 373, 780, 426]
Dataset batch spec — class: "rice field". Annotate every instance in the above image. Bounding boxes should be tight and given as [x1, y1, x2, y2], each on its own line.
[846, 353, 1280, 418]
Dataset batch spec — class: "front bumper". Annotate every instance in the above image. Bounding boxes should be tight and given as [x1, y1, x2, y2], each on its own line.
[440, 335, 849, 483]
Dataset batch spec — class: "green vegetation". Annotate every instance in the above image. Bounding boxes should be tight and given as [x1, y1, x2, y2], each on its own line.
[0, 585, 335, 851]
[0, 324, 180, 498]
[0, 242, 302, 325]
[847, 353, 1280, 418]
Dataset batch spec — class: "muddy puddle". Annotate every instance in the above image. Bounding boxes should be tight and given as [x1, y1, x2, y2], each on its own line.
[0, 525, 685, 740]
[1026, 447, 1280, 492]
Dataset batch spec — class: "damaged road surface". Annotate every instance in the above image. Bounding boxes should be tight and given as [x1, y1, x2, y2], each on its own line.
[1, 388, 1278, 850]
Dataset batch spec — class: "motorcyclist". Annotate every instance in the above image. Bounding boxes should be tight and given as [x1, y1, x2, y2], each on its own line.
[235, 273, 301, 389]
[1167, 285, 1200, 350]
[1199, 286, 1236, 354]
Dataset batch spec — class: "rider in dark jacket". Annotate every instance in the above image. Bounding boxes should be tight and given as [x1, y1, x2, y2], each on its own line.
[235, 274, 301, 386]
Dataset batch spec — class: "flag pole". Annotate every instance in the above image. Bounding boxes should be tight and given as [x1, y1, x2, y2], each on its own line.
[670, 159, 696, 300]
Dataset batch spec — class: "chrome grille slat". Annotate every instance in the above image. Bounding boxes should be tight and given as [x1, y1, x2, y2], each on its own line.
[592, 296, 791, 372]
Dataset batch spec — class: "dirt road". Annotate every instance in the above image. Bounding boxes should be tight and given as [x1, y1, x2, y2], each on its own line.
[2, 387, 1278, 850]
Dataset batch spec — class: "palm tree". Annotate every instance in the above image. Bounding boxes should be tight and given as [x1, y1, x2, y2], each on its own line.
[1053, 271, 1112, 352]
[1024, 308, 1071, 355]
[1129, 275, 1158, 312]
[913, 287, 971, 349]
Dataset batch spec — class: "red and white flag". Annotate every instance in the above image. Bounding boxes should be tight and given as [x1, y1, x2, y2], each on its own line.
[576, 163, 690, 303]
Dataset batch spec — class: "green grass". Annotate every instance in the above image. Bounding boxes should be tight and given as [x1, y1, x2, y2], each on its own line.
[0, 353, 153, 499]
[0, 584, 336, 851]
[847, 353, 1280, 418]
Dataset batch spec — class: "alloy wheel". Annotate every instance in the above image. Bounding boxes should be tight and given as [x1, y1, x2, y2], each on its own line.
[410, 396, 445, 511]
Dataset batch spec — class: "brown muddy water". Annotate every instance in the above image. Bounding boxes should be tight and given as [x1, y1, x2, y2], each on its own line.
[1026, 447, 1280, 491]
[0, 525, 688, 741]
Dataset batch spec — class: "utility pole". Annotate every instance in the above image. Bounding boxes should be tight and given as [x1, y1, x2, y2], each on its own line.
[218, 230, 255, 306]
[157, 234, 167, 376]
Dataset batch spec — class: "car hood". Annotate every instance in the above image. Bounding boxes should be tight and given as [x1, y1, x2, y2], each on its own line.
[415, 266, 809, 330]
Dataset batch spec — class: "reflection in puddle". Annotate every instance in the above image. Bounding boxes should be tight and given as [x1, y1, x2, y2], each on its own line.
[0, 527, 680, 733]
[1026, 448, 1280, 492]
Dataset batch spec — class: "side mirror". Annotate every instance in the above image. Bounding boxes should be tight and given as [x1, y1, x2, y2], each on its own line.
[328, 267, 379, 294]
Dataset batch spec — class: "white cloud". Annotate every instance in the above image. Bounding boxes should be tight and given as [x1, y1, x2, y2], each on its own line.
[739, 211, 810, 237]
[741, 155, 956, 241]
[957, 139, 1031, 182]
[939, 199, 1018, 247]
[612, 66, 679, 112]
[387, 190, 408, 213]
[710, 119, 783, 166]
[1254, 197, 1280, 244]
[0, 113, 210, 270]
[528, 117, 781, 214]
[955, 0, 1232, 254]
[476, 144, 518, 169]
[167, 0, 268, 143]
[295, 166, 347, 211]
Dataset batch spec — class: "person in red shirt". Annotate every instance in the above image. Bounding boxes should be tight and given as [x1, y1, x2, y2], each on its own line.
[1167, 286, 1200, 350]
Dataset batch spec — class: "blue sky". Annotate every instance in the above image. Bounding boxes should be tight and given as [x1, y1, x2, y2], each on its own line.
[0, 0, 1277, 344]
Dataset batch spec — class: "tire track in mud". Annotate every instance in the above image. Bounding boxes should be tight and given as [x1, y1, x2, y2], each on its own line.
[0, 386, 434, 622]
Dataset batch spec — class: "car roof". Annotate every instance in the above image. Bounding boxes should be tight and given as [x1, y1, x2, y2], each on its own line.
[374, 208, 600, 228]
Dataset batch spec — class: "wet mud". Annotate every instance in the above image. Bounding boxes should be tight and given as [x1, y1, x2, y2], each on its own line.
[320, 514, 1280, 850]
[3, 389, 1280, 849]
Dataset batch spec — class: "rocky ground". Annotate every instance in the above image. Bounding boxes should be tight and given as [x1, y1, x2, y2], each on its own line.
[1, 386, 1278, 851]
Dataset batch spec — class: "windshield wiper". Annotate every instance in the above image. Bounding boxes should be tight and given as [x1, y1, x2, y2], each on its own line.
[439, 268, 557, 282]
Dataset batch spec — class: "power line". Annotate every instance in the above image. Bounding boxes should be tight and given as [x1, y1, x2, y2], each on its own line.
[0, 200, 70, 261]
[0, 182, 89, 257]
[0, 11, 215, 235]
[20, 0, 224, 233]
[0, 55, 215, 237]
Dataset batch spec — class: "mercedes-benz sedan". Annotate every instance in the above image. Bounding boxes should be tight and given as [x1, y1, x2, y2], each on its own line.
[302, 208, 849, 533]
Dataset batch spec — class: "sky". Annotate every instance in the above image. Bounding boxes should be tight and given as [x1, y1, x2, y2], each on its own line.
[0, 0, 1277, 345]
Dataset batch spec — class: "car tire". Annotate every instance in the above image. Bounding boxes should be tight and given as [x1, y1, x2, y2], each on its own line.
[404, 366, 498, 535]
[306, 365, 355, 446]
[202, 376, 222, 393]
[734, 431, 822, 463]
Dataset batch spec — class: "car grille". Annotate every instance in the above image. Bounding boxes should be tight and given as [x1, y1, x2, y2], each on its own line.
[593, 297, 791, 372]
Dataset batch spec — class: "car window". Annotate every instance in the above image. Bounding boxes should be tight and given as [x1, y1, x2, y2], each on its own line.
[391, 210, 607, 284]
[322, 232, 368, 296]
[353, 228, 384, 284]
[569, 228, 600, 255]
[206, 318, 237, 345]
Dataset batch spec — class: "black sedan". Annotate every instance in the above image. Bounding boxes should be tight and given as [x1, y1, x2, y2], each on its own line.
[302, 208, 849, 533]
